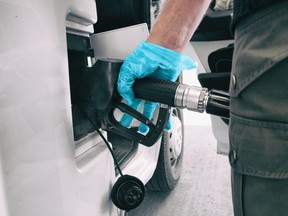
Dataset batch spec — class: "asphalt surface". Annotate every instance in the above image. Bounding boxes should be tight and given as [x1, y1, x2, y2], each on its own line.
[129, 124, 233, 216]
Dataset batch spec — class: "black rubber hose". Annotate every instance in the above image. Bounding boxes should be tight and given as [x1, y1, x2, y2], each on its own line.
[206, 89, 230, 119]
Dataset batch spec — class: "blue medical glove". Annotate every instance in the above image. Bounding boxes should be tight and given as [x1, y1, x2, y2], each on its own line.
[117, 41, 196, 134]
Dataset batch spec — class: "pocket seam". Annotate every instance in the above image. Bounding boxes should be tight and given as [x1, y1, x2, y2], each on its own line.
[230, 114, 288, 179]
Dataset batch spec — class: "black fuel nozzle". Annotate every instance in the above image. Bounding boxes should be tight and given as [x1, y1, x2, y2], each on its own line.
[76, 58, 229, 147]
[133, 78, 230, 119]
[76, 58, 171, 147]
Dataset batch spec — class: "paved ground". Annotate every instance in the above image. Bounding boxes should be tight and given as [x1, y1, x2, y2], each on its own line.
[129, 125, 233, 216]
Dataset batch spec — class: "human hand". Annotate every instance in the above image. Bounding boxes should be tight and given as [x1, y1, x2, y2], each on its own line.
[117, 41, 196, 133]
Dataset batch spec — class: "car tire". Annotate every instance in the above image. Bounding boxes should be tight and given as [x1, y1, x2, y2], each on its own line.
[146, 108, 184, 191]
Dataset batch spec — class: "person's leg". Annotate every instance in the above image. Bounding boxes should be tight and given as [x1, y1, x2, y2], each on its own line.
[243, 174, 288, 216]
[232, 169, 288, 216]
[229, 2, 288, 216]
[231, 170, 244, 216]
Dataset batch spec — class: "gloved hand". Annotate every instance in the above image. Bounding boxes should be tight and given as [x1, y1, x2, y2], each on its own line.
[117, 41, 196, 134]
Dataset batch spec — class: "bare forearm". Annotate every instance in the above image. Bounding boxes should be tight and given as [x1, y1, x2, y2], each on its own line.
[147, 0, 211, 52]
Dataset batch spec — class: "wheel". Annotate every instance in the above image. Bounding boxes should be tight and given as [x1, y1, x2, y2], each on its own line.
[146, 108, 184, 191]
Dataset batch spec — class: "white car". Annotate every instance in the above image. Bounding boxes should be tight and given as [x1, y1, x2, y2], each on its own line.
[0, 1, 184, 216]
[0, 0, 231, 215]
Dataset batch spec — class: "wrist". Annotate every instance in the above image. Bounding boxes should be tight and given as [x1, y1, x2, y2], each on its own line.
[142, 40, 183, 61]
[141, 41, 196, 71]
[147, 29, 188, 52]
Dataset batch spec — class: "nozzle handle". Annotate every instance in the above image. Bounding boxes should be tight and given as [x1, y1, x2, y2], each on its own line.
[133, 78, 179, 106]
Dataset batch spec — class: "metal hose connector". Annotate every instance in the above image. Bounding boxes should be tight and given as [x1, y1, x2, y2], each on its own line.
[174, 84, 209, 113]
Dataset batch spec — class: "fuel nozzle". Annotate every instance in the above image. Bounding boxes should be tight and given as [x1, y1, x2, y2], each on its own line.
[133, 78, 230, 119]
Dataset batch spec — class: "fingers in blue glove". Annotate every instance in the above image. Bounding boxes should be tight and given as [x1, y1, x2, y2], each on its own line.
[138, 101, 158, 134]
[120, 100, 158, 135]
[119, 99, 142, 127]
[166, 112, 172, 131]
[138, 102, 173, 134]
[119, 99, 172, 136]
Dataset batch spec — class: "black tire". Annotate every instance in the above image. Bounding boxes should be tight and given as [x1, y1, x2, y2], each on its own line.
[146, 108, 184, 191]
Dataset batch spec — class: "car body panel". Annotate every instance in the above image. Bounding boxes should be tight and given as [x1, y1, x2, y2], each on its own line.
[0, 1, 166, 215]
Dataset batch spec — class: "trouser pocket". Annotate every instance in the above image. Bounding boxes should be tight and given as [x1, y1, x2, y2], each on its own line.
[232, 169, 288, 216]
[229, 113, 288, 179]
